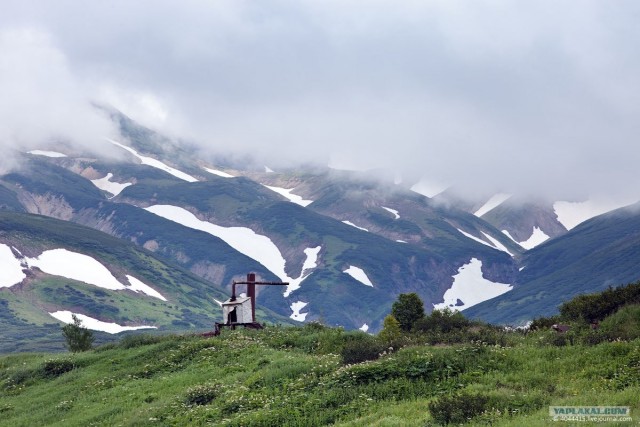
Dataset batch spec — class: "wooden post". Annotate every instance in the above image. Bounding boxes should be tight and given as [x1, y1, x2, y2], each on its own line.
[247, 273, 256, 322]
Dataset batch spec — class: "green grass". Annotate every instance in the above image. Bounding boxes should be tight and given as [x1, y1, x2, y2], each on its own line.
[0, 325, 638, 427]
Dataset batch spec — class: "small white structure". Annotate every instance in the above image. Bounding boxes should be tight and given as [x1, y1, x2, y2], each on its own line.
[222, 296, 253, 324]
[211, 273, 288, 335]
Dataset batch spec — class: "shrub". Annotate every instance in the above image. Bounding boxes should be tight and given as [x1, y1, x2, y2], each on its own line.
[428, 392, 489, 425]
[184, 384, 221, 406]
[529, 315, 562, 331]
[599, 304, 640, 340]
[5, 368, 35, 390]
[413, 308, 470, 334]
[378, 315, 402, 347]
[392, 293, 425, 331]
[559, 282, 640, 323]
[428, 390, 547, 425]
[303, 321, 327, 332]
[337, 346, 489, 387]
[341, 334, 385, 365]
[580, 331, 608, 346]
[62, 315, 94, 352]
[40, 358, 76, 378]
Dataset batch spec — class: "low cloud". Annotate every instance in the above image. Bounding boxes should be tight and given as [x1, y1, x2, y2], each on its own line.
[0, 27, 117, 163]
[1, 1, 639, 200]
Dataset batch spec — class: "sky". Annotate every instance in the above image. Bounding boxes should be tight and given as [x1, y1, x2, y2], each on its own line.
[1, 1, 639, 200]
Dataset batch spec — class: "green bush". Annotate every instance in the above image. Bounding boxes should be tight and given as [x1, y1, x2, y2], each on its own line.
[580, 330, 613, 346]
[40, 359, 76, 378]
[413, 308, 470, 333]
[61, 315, 94, 352]
[341, 333, 385, 365]
[599, 304, 640, 340]
[412, 322, 514, 347]
[529, 315, 562, 331]
[184, 384, 221, 406]
[378, 315, 402, 347]
[559, 282, 640, 323]
[428, 390, 547, 425]
[392, 293, 425, 331]
[337, 345, 492, 387]
[428, 391, 489, 425]
[5, 368, 35, 390]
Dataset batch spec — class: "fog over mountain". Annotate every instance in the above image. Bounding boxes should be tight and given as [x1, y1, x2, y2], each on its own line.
[2, 1, 639, 200]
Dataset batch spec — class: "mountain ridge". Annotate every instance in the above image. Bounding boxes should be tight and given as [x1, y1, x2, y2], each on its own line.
[2, 110, 639, 348]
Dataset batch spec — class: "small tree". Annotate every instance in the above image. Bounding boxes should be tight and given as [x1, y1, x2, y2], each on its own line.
[378, 314, 402, 346]
[413, 307, 471, 333]
[391, 293, 425, 332]
[62, 314, 94, 352]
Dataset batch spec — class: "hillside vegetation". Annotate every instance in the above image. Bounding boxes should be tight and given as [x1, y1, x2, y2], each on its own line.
[0, 211, 289, 353]
[1, 284, 639, 426]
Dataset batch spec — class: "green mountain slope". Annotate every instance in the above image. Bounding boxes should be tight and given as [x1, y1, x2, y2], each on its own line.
[0, 211, 289, 353]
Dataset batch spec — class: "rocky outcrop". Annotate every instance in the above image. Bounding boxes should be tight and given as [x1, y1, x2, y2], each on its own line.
[18, 192, 74, 221]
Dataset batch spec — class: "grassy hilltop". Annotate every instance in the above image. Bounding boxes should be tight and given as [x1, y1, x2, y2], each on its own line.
[1, 286, 639, 426]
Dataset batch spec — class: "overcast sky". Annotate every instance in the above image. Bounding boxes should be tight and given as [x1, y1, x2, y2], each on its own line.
[1, 1, 639, 200]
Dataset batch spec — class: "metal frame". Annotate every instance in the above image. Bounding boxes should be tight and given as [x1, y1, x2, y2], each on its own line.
[208, 273, 288, 336]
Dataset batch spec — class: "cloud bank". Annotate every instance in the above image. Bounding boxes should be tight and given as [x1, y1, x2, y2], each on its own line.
[1, 1, 639, 199]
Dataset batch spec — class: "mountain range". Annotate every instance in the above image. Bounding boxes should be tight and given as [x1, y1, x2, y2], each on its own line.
[1, 109, 639, 352]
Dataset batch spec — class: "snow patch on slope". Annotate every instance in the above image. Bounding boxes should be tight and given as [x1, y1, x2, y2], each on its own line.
[49, 311, 156, 334]
[108, 139, 198, 182]
[519, 227, 550, 250]
[263, 185, 313, 207]
[27, 150, 67, 158]
[91, 173, 132, 197]
[382, 206, 400, 219]
[290, 301, 308, 322]
[342, 220, 368, 232]
[23, 249, 166, 300]
[458, 228, 488, 246]
[203, 167, 234, 178]
[0, 244, 26, 288]
[501, 230, 517, 243]
[553, 198, 637, 230]
[145, 205, 318, 297]
[343, 266, 373, 287]
[457, 229, 513, 256]
[481, 232, 513, 256]
[28, 249, 126, 290]
[474, 193, 512, 217]
[1, 247, 166, 299]
[146, 205, 289, 280]
[433, 258, 512, 311]
[126, 275, 167, 301]
[284, 246, 321, 297]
